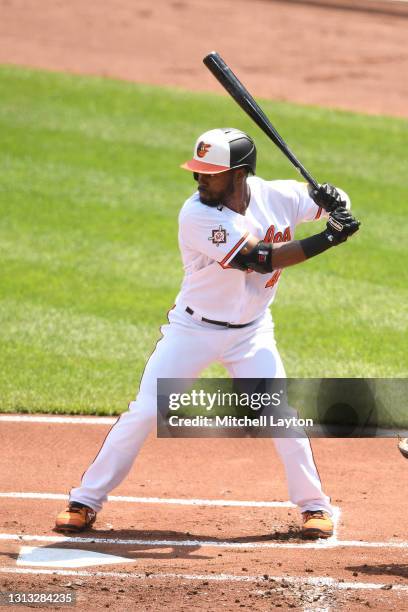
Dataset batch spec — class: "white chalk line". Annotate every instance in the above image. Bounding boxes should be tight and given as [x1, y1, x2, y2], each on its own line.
[0, 415, 116, 424]
[332, 505, 341, 540]
[2, 414, 406, 436]
[0, 566, 406, 592]
[0, 491, 295, 508]
[1, 533, 407, 549]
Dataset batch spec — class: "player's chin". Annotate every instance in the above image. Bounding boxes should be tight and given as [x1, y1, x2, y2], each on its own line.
[198, 191, 218, 206]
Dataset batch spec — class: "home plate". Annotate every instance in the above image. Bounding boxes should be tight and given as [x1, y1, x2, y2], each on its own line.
[17, 546, 135, 568]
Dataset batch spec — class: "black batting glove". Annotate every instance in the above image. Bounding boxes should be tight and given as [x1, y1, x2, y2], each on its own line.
[309, 183, 347, 213]
[324, 207, 361, 245]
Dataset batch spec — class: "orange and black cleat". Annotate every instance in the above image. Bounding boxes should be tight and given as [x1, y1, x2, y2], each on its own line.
[301, 510, 333, 539]
[55, 502, 97, 533]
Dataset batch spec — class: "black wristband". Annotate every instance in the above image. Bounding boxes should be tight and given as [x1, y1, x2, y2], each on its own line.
[300, 231, 332, 259]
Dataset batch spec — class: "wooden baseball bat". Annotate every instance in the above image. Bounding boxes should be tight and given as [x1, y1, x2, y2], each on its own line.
[203, 51, 319, 190]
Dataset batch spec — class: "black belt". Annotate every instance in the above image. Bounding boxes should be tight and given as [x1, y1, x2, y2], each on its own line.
[185, 307, 254, 328]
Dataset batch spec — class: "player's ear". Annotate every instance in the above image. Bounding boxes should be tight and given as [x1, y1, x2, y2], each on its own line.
[193, 173, 199, 181]
[234, 167, 247, 182]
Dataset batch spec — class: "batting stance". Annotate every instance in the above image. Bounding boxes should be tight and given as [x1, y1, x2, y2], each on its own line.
[56, 128, 360, 539]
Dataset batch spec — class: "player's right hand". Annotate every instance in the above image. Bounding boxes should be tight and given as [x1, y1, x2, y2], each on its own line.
[324, 207, 360, 245]
[309, 183, 347, 212]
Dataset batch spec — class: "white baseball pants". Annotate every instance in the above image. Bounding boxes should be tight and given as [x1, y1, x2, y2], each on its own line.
[70, 305, 332, 515]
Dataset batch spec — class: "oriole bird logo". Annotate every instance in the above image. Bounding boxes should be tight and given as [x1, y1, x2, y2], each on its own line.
[196, 141, 212, 158]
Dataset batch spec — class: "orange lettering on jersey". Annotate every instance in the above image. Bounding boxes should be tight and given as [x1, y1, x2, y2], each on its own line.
[263, 225, 291, 244]
[283, 227, 292, 241]
[265, 270, 281, 289]
[264, 225, 275, 244]
[264, 225, 291, 288]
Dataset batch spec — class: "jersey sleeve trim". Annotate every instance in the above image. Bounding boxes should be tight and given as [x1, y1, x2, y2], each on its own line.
[219, 232, 250, 269]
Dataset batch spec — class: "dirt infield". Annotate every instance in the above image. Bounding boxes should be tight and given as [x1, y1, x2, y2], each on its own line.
[1, 0, 408, 117]
[1, 416, 408, 610]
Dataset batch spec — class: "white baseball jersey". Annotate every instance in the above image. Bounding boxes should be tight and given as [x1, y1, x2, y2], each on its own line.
[176, 177, 341, 324]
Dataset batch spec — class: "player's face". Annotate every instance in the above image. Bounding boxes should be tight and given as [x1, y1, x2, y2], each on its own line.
[196, 170, 235, 206]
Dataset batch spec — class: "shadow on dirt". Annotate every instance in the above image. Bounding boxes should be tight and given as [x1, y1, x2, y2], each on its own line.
[52, 526, 303, 543]
[39, 526, 306, 560]
[346, 563, 408, 579]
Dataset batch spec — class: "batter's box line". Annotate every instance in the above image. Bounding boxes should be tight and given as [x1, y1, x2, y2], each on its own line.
[0, 415, 117, 424]
[0, 492, 339, 544]
[0, 491, 296, 508]
[332, 505, 341, 541]
[0, 567, 408, 592]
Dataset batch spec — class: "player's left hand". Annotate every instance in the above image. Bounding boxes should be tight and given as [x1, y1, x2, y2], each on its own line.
[309, 183, 347, 212]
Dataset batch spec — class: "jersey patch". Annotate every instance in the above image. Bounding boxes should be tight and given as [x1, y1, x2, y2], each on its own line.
[209, 225, 229, 247]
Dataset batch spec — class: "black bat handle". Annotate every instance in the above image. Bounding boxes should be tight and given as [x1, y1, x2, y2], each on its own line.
[203, 52, 320, 191]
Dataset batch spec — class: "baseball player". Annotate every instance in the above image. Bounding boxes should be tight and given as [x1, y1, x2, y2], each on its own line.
[55, 128, 360, 539]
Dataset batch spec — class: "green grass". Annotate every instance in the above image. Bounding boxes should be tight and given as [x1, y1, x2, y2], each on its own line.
[0, 65, 407, 422]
